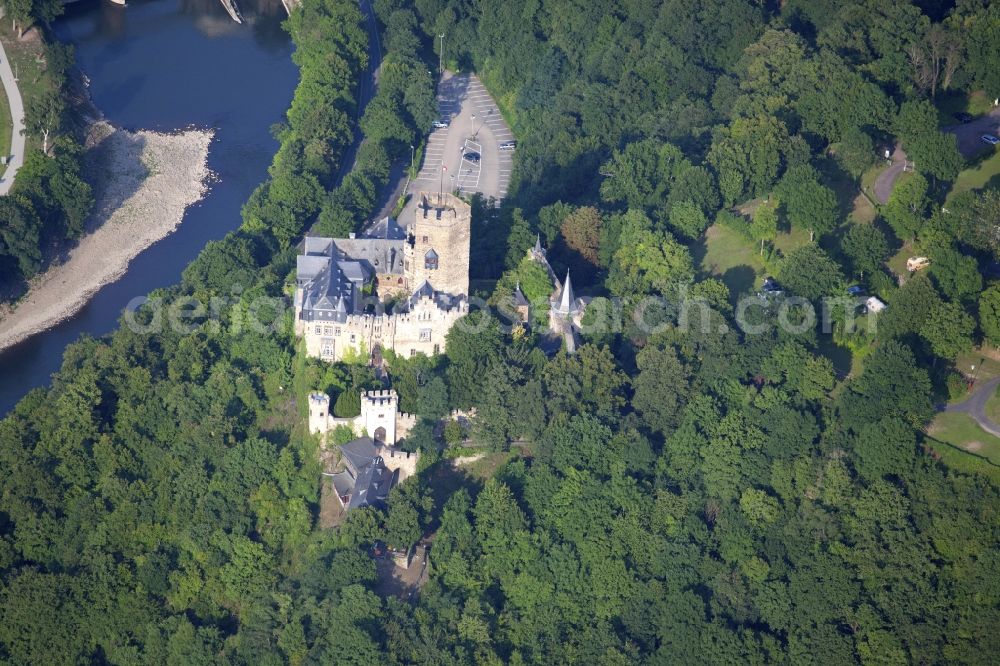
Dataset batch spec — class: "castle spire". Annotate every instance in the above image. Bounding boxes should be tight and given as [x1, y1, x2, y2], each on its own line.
[557, 270, 577, 315]
[334, 294, 349, 322]
[534, 233, 543, 255]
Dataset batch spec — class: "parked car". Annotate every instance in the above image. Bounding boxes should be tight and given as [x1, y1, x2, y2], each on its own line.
[499, 141, 517, 151]
[982, 134, 1000, 146]
[954, 112, 974, 123]
[846, 285, 866, 296]
[431, 119, 448, 129]
[757, 277, 783, 299]
[463, 151, 481, 163]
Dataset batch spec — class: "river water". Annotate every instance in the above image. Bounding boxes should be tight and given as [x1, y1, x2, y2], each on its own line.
[0, 0, 297, 415]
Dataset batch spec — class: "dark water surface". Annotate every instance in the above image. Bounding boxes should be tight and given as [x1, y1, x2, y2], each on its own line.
[0, 0, 297, 415]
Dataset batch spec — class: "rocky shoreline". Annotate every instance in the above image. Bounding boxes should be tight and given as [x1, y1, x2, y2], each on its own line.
[0, 120, 214, 352]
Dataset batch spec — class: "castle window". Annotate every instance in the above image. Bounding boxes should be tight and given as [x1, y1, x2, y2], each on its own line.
[314, 325, 321, 334]
[334, 327, 341, 336]
[433, 344, 440, 354]
[422, 235, 428, 243]
[350, 334, 356, 343]
[323, 326, 333, 335]
[321, 339, 335, 359]
[410, 349, 416, 357]
[424, 249, 439, 270]
[419, 328, 432, 341]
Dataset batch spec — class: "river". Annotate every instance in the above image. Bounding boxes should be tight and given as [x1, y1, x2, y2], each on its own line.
[0, 0, 298, 415]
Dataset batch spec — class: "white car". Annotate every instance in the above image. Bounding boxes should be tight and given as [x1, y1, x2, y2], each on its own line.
[499, 141, 516, 151]
[432, 119, 448, 129]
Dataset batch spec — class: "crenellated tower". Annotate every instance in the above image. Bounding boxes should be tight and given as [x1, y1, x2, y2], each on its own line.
[404, 192, 471, 298]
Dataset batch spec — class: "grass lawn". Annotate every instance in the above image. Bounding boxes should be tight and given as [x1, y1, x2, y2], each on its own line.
[954, 349, 1000, 382]
[946, 150, 1000, 203]
[985, 385, 1000, 425]
[849, 192, 877, 224]
[886, 245, 915, 282]
[926, 412, 1000, 486]
[927, 412, 1000, 466]
[860, 161, 887, 192]
[815, 156, 876, 224]
[772, 225, 811, 255]
[0, 26, 57, 156]
[935, 89, 994, 126]
[695, 223, 765, 298]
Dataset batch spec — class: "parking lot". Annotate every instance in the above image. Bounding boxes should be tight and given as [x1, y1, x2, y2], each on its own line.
[411, 72, 514, 201]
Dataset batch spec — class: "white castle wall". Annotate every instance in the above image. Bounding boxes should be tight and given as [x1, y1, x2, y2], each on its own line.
[381, 446, 418, 482]
[308, 393, 330, 435]
[299, 295, 468, 363]
[309, 389, 418, 449]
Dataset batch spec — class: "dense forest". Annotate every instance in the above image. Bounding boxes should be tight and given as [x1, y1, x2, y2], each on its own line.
[0, 0, 95, 297]
[2, 0, 1000, 663]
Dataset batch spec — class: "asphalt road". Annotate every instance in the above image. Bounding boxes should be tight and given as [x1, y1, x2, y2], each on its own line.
[944, 105, 1000, 157]
[944, 376, 1000, 438]
[410, 71, 513, 202]
[875, 105, 999, 204]
[338, 0, 383, 181]
[0, 38, 25, 195]
[874, 145, 908, 204]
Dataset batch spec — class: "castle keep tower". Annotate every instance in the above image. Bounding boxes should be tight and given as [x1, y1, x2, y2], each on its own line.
[404, 192, 471, 298]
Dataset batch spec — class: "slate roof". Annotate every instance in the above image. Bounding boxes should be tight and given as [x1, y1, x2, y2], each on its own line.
[297, 236, 406, 323]
[363, 216, 406, 240]
[333, 238, 405, 275]
[513, 282, 529, 307]
[348, 461, 395, 510]
[551, 270, 581, 316]
[334, 436, 396, 511]
[340, 436, 379, 476]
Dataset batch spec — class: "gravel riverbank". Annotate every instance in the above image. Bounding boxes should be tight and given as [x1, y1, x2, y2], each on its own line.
[0, 121, 214, 352]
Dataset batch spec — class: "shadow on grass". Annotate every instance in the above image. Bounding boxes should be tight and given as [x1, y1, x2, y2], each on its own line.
[721, 264, 757, 301]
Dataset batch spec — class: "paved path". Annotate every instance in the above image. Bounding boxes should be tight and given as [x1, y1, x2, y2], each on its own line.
[0, 36, 25, 195]
[411, 72, 513, 200]
[335, 0, 383, 183]
[875, 106, 1000, 205]
[874, 145, 907, 204]
[944, 376, 1000, 438]
[944, 105, 1000, 157]
[381, 71, 513, 227]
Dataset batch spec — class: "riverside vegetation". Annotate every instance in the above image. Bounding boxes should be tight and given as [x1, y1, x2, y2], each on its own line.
[2, 0, 1000, 663]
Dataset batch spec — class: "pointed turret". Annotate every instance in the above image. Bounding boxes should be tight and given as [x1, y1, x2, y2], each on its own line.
[553, 270, 579, 316]
[512, 281, 529, 307]
[333, 294, 349, 322]
[534, 234, 543, 255]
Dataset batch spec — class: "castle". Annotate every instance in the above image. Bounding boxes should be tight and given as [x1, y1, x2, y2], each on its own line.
[308, 389, 417, 447]
[516, 235, 587, 353]
[310, 389, 419, 511]
[295, 192, 471, 363]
